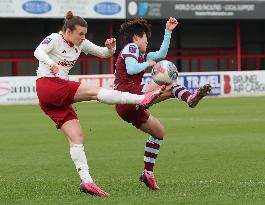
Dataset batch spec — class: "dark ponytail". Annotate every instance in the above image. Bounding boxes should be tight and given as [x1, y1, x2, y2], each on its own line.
[65, 11, 74, 21]
[62, 11, 87, 33]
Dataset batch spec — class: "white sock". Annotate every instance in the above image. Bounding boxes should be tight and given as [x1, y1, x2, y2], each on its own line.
[70, 144, 93, 183]
[97, 88, 145, 104]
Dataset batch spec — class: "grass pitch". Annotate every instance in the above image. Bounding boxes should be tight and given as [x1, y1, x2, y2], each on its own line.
[0, 96, 265, 205]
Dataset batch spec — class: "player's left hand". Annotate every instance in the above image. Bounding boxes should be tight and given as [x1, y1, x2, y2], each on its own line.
[166, 17, 178, 31]
[105, 38, 116, 49]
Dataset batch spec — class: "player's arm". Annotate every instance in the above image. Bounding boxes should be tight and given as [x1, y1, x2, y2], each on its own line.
[123, 43, 155, 75]
[34, 35, 56, 66]
[81, 38, 116, 58]
[125, 57, 155, 75]
[147, 17, 178, 60]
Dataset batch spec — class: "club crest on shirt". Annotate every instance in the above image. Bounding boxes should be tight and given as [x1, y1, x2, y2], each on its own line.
[129, 45, 137, 53]
[41, 37, 52, 44]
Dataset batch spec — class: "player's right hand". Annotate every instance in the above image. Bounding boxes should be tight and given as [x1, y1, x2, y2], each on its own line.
[105, 38, 116, 49]
[148, 60, 156, 67]
[166, 17, 178, 31]
[50, 63, 59, 75]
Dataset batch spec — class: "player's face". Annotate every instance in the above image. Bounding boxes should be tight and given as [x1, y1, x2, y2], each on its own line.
[134, 33, 148, 53]
[68, 25, 87, 46]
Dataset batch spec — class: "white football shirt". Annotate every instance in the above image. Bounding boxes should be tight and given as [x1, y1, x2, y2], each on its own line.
[34, 32, 115, 80]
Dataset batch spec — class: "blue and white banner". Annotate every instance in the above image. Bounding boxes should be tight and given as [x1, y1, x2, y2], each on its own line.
[0, 71, 265, 104]
[143, 72, 221, 96]
[0, 0, 125, 19]
[177, 73, 221, 96]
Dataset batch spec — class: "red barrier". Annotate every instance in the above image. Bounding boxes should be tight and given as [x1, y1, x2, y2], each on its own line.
[0, 50, 264, 76]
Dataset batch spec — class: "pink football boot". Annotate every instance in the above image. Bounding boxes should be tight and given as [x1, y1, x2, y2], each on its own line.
[139, 170, 160, 190]
[187, 83, 212, 108]
[137, 85, 166, 110]
[80, 180, 110, 197]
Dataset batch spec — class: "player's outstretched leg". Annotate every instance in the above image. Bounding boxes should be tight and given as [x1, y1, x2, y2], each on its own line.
[95, 86, 165, 109]
[80, 180, 110, 197]
[139, 170, 160, 190]
[187, 83, 212, 108]
[171, 83, 212, 108]
[137, 85, 166, 110]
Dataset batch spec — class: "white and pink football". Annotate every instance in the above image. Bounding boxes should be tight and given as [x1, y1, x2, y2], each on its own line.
[151, 60, 178, 85]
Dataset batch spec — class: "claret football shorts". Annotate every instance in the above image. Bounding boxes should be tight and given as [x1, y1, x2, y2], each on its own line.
[115, 83, 150, 128]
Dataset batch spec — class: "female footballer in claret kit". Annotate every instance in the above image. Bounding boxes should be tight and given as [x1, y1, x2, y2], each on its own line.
[114, 17, 211, 190]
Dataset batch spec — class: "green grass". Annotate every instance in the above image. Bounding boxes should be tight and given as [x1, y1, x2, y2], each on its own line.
[0, 96, 265, 205]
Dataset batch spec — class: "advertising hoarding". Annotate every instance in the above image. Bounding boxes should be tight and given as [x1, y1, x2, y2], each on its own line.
[0, 71, 265, 104]
[126, 0, 265, 19]
[0, 0, 125, 19]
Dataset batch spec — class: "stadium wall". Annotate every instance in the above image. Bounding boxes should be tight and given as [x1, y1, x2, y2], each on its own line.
[1, 0, 265, 75]
[0, 18, 265, 75]
[0, 71, 264, 105]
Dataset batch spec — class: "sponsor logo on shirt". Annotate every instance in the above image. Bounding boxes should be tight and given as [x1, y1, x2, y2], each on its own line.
[129, 45, 137, 53]
[58, 59, 77, 67]
[42, 37, 52, 44]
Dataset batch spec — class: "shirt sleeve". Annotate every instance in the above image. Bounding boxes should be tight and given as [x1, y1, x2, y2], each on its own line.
[121, 43, 139, 60]
[34, 34, 56, 66]
[146, 30, 172, 61]
[122, 43, 149, 75]
[125, 57, 149, 75]
[81, 39, 115, 58]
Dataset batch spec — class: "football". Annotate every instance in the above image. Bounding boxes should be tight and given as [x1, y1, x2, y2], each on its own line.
[151, 60, 178, 85]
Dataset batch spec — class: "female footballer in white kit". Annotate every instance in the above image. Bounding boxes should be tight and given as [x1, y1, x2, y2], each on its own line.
[34, 11, 163, 197]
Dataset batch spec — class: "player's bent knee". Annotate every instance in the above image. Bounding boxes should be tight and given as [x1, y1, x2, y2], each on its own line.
[151, 125, 165, 140]
[69, 133, 85, 144]
[157, 126, 165, 140]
